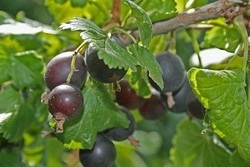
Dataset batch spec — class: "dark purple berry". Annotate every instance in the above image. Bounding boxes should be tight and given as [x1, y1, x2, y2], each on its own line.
[171, 77, 192, 113]
[104, 106, 136, 141]
[48, 84, 83, 133]
[187, 92, 205, 120]
[44, 51, 87, 90]
[148, 51, 186, 93]
[115, 80, 146, 109]
[79, 135, 116, 167]
[85, 37, 127, 83]
[139, 90, 167, 120]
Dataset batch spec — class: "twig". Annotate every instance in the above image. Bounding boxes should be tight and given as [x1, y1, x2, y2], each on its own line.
[105, 0, 121, 25]
[111, 0, 121, 23]
[121, 0, 247, 43]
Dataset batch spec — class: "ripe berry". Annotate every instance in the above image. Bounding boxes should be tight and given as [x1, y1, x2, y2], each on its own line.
[187, 92, 205, 120]
[148, 51, 186, 93]
[148, 51, 186, 108]
[85, 37, 127, 83]
[104, 106, 136, 141]
[115, 80, 146, 109]
[139, 90, 167, 120]
[44, 51, 87, 90]
[170, 77, 192, 113]
[79, 135, 116, 167]
[48, 84, 83, 133]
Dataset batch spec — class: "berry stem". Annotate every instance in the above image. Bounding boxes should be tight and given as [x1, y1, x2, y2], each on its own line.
[165, 91, 175, 108]
[75, 42, 88, 55]
[114, 27, 137, 44]
[66, 42, 87, 83]
[54, 113, 66, 133]
[113, 80, 121, 92]
[128, 135, 140, 147]
[66, 53, 77, 84]
[186, 29, 203, 68]
[233, 15, 249, 74]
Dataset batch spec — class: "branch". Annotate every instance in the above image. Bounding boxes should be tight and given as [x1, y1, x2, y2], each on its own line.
[105, 0, 121, 25]
[121, 0, 247, 43]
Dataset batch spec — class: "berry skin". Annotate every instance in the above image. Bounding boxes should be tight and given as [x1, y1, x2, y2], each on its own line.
[139, 90, 167, 120]
[148, 51, 186, 93]
[85, 37, 127, 83]
[104, 106, 136, 141]
[171, 77, 192, 113]
[44, 51, 87, 90]
[115, 80, 146, 109]
[48, 84, 83, 133]
[187, 92, 205, 120]
[79, 135, 116, 167]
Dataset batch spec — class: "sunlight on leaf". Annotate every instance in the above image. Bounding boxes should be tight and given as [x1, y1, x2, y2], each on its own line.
[188, 68, 250, 160]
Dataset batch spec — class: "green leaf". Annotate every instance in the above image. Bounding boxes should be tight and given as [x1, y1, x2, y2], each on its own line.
[115, 142, 147, 167]
[9, 51, 44, 88]
[0, 86, 21, 113]
[70, 0, 87, 7]
[170, 119, 230, 167]
[60, 18, 138, 70]
[55, 0, 67, 4]
[0, 51, 11, 83]
[123, 0, 152, 47]
[60, 18, 107, 49]
[98, 37, 138, 70]
[134, 130, 163, 156]
[0, 11, 15, 24]
[0, 102, 35, 142]
[202, 25, 241, 52]
[138, 0, 177, 22]
[208, 55, 244, 70]
[175, 0, 188, 12]
[45, 0, 111, 25]
[0, 147, 24, 167]
[45, 138, 68, 167]
[188, 68, 250, 160]
[129, 44, 163, 90]
[186, 0, 208, 9]
[130, 66, 151, 97]
[230, 151, 250, 167]
[56, 81, 129, 149]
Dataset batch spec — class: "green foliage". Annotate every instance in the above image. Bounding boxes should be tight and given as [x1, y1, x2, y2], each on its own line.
[188, 68, 250, 160]
[45, 0, 111, 25]
[170, 119, 230, 167]
[137, 0, 177, 22]
[60, 17, 164, 89]
[202, 19, 241, 52]
[129, 44, 163, 89]
[0, 147, 25, 167]
[98, 37, 138, 70]
[0, 0, 249, 166]
[0, 87, 21, 113]
[130, 66, 151, 97]
[70, 0, 87, 7]
[0, 50, 44, 88]
[230, 151, 250, 167]
[1, 102, 35, 142]
[23, 134, 68, 166]
[123, 0, 152, 47]
[56, 80, 129, 149]
[10, 51, 44, 88]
